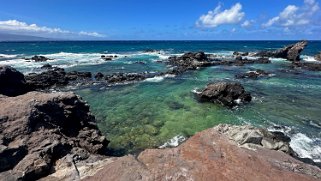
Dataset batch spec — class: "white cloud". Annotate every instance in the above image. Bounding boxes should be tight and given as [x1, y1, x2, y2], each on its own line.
[263, 0, 320, 27]
[0, 19, 105, 38]
[79, 31, 105, 37]
[197, 3, 245, 28]
[241, 20, 251, 28]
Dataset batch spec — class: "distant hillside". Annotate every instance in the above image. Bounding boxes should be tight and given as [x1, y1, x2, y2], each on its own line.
[0, 33, 52, 41]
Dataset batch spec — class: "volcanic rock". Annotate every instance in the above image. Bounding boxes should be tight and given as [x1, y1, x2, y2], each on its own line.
[235, 69, 270, 79]
[29, 55, 50, 62]
[314, 52, 321, 61]
[0, 66, 28, 96]
[196, 82, 252, 108]
[104, 72, 147, 84]
[84, 124, 321, 181]
[0, 91, 108, 180]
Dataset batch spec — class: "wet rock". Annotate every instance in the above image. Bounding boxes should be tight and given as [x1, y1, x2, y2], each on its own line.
[291, 62, 321, 71]
[196, 82, 252, 108]
[0, 66, 28, 96]
[66, 71, 92, 81]
[29, 55, 50, 62]
[101, 55, 114, 61]
[0, 91, 109, 180]
[254, 41, 308, 61]
[104, 72, 147, 84]
[94, 72, 104, 80]
[41, 64, 53, 70]
[25, 67, 68, 89]
[314, 52, 321, 61]
[235, 69, 270, 79]
[233, 51, 249, 56]
[85, 124, 321, 181]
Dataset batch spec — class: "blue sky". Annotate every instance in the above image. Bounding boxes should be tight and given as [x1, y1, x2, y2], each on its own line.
[0, 0, 320, 40]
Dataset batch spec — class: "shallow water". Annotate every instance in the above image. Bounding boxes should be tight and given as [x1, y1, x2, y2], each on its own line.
[1, 41, 321, 161]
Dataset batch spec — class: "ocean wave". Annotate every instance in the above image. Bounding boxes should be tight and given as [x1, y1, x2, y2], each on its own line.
[0, 54, 18, 59]
[290, 133, 321, 162]
[301, 55, 317, 62]
[159, 135, 186, 149]
[145, 76, 164, 82]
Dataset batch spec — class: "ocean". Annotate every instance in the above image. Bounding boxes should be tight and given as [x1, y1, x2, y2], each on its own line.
[1, 41, 321, 161]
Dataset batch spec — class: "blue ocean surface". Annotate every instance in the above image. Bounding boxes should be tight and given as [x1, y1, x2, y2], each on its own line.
[1, 41, 321, 161]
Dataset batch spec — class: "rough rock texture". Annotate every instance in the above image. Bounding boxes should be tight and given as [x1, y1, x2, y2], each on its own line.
[291, 62, 321, 71]
[233, 51, 249, 56]
[25, 67, 68, 89]
[0, 92, 109, 180]
[104, 72, 147, 83]
[25, 55, 50, 62]
[212, 57, 271, 67]
[235, 69, 271, 79]
[167, 52, 212, 74]
[0, 66, 28, 96]
[314, 52, 321, 61]
[84, 124, 321, 181]
[254, 41, 308, 61]
[196, 82, 252, 108]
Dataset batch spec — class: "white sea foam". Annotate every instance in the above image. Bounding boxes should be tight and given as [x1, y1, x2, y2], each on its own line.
[145, 76, 164, 82]
[0, 54, 17, 59]
[159, 135, 186, 149]
[290, 133, 321, 162]
[301, 55, 317, 62]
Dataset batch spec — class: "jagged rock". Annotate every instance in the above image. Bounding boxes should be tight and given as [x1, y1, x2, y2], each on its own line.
[0, 66, 28, 96]
[254, 41, 308, 61]
[25, 68, 68, 89]
[94, 72, 104, 80]
[233, 51, 249, 56]
[41, 64, 53, 70]
[66, 71, 92, 81]
[314, 52, 321, 61]
[84, 124, 321, 181]
[235, 69, 270, 79]
[196, 82, 252, 108]
[29, 55, 50, 62]
[0, 91, 109, 180]
[291, 62, 321, 71]
[213, 57, 271, 66]
[104, 72, 147, 83]
[101, 55, 115, 61]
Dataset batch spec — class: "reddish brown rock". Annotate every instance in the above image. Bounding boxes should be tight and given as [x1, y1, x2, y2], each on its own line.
[84, 125, 321, 181]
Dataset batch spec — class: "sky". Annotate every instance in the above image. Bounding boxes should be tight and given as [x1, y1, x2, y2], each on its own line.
[0, 0, 320, 40]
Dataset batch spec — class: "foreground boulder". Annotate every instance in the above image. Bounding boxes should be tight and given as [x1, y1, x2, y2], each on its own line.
[254, 41, 308, 61]
[195, 82, 252, 108]
[0, 66, 28, 96]
[0, 91, 109, 180]
[84, 124, 321, 181]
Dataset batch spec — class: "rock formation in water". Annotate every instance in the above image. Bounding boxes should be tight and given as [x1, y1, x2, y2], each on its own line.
[314, 52, 321, 61]
[254, 41, 308, 61]
[195, 82, 252, 108]
[0, 91, 109, 180]
[83, 124, 321, 181]
[235, 69, 271, 79]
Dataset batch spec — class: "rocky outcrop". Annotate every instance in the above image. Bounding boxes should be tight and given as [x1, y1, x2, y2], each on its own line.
[104, 72, 147, 83]
[233, 51, 249, 56]
[0, 91, 108, 180]
[0, 66, 28, 96]
[167, 52, 212, 74]
[84, 124, 321, 181]
[195, 82, 252, 108]
[235, 69, 271, 79]
[101, 55, 117, 61]
[212, 57, 271, 66]
[291, 62, 321, 71]
[94, 72, 104, 80]
[253, 41, 308, 61]
[25, 55, 51, 62]
[66, 71, 92, 81]
[314, 52, 321, 61]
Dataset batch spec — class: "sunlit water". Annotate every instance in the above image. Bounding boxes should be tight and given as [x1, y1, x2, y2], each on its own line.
[1, 41, 320, 161]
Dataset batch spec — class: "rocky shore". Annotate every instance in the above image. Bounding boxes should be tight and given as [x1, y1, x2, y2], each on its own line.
[1, 40, 321, 180]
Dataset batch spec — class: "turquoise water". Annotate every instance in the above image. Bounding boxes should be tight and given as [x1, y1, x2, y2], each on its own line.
[1, 41, 321, 160]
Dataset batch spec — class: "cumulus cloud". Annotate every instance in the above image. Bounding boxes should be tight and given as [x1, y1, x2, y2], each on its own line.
[262, 0, 320, 27]
[0, 19, 105, 38]
[241, 20, 252, 28]
[196, 3, 245, 28]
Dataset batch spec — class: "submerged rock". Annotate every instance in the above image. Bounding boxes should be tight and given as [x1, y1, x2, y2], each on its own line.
[235, 69, 270, 79]
[196, 82, 252, 108]
[291, 62, 321, 71]
[0, 91, 108, 180]
[84, 124, 321, 181]
[253, 41, 308, 61]
[0, 66, 28, 96]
